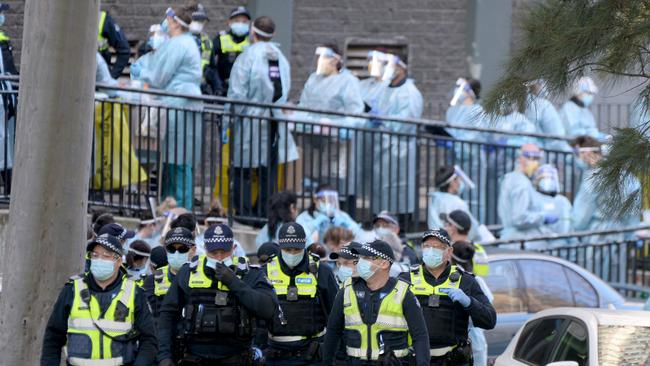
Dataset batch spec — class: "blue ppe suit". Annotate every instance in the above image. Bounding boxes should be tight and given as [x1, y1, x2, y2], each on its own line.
[427, 191, 481, 242]
[559, 99, 601, 139]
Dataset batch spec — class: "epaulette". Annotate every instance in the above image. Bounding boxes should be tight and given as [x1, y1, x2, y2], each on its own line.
[189, 255, 200, 272]
[219, 30, 227, 36]
[409, 264, 421, 273]
[69, 274, 83, 283]
[249, 264, 261, 269]
[154, 269, 164, 282]
[397, 277, 413, 286]
[309, 252, 321, 262]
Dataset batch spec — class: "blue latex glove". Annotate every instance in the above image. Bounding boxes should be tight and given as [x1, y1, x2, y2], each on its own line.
[130, 62, 142, 79]
[544, 214, 559, 225]
[440, 288, 471, 308]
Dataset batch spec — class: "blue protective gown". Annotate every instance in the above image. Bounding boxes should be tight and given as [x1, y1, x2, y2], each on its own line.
[227, 41, 297, 168]
[359, 77, 387, 112]
[525, 95, 573, 152]
[295, 209, 361, 244]
[371, 78, 422, 214]
[536, 191, 574, 248]
[132, 32, 203, 209]
[427, 191, 481, 242]
[559, 99, 600, 139]
[497, 170, 551, 248]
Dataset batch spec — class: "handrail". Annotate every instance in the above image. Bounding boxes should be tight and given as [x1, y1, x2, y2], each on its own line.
[0, 74, 574, 142]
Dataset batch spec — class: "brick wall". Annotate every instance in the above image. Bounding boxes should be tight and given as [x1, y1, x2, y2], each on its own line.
[290, 0, 469, 119]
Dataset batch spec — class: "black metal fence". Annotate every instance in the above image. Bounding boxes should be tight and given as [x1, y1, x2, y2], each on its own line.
[0, 81, 579, 232]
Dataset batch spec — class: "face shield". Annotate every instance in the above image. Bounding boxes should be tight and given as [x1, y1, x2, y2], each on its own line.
[315, 47, 340, 76]
[367, 50, 386, 78]
[453, 165, 476, 191]
[450, 78, 475, 106]
[315, 190, 340, 217]
[148, 24, 169, 50]
[533, 164, 560, 195]
[381, 54, 406, 82]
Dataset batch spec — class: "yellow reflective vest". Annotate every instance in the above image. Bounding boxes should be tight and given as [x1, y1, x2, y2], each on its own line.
[97, 11, 108, 52]
[199, 33, 213, 71]
[343, 279, 411, 361]
[154, 265, 172, 296]
[472, 243, 490, 277]
[189, 255, 247, 290]
[65, 276, 136, 365]
[219, 32, 249, 54]
[410, 265, 462, 296]
[265, 256, 318, 298]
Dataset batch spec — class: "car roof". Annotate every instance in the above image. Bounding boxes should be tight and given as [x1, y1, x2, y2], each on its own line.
[532, 307, 650, 327]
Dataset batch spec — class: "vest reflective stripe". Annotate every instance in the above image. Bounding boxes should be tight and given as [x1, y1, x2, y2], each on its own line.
[343, 279, 410, 361]
[0, 32, 10, 42]
[265, 257, 318, 298]
[473, 243, 490, 277]
[65, 277, 136, 363]
[154, 266, 172, 296]
[409, 265, 462, 296]
[219, 33, 248, 53]
[97, 11, 108, 52]
[200, 34, 213, 70]
[188, 256, 246, 290]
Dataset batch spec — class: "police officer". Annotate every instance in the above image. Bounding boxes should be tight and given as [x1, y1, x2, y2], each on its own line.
[406, 229, 496, 366]
[142, 227, 196, 318]
[263, 222, 338, 365]
[157, 224, 276, 365]
[323, 240, 430, 366]
[213, 6, 251, 95]
[187, 2, 221, 95]
[97, 9, 130, 78]
[440, 210, 490, 277]
[42, 234, 157, 365]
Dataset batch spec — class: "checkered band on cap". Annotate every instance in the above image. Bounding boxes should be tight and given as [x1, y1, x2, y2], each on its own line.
[339, 246, 357, 258]
[115, 227, 129, 240]
[164, 227, 195, 247]
[279, 236, 306, 244]
[422, 229, 451, 246]
[96, 234, 123, 256]
[205, 236, 234, 244]
[360, 244, 394, 263]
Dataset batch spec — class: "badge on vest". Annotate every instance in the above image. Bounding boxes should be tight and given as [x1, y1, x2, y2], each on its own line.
[296, 277, 313, 285]
[428, 294, 440, 308]
[215, 291, 228, 306]
[287, 286, 299, 301]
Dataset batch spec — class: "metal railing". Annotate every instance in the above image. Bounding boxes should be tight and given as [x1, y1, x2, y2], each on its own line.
[0, 77, 579, 231]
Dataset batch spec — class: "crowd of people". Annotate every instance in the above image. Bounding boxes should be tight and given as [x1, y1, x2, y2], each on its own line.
[41, 201, 497, 365]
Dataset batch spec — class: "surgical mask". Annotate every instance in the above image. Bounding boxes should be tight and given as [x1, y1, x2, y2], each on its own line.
[127, 267, 146, 278]
[581, 94, 594, 107]
[161, 19, 169, 34]
[457, 180, 466, 195]
[538, 178, 558, 194]
[356, 258, 376, 280]
[318, 202, 336, 217]
[189, 21, 204, 34]
[148, 35, 167, 50]
[90, 259, 116, 281]
[282, 251, 304, 268]
[168, 251, 188, 270]
[230, 22, 250, 37]
[374, 227, 393, 238]
[0, 14, 5, 27]
[422, 248, 445, 268]
[206, 256, 234, 269]
[337, 265, 354, 283]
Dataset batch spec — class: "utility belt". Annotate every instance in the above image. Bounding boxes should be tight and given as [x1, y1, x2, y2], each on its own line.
[376, 348, 415, 366]
[179, 348, 263, 366]
[430, 339, 473, 365]
[180, 303, 253, 340]
[266, 341, 321, 362]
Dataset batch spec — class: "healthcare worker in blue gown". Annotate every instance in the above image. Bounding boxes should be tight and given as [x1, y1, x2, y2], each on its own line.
[446, 78, 491, 223]
[294, 44, 365, 215]
[371, 54, 422, 216]
[560, 76, 608, 140]
[131, 6, 203, 210]
[532, 164, 574, 249]
[226, 16, 297, 217]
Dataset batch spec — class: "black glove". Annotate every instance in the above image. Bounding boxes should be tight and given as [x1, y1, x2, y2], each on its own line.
[159, 359, 176, 366]
[214, 262, 237, 285]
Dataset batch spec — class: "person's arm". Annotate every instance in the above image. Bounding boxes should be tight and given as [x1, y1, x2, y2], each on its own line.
[156, 267, 187, 361]
[132, 287, 158, 366]
[230, 268, 276, 320]
[508, 183, 545, 230]
[463, 276, 497, 330]
[102, 14, 130, 78]
[137, 38, 187, 89]
[401, 290, 430, 366]
[226, 50, 252, 101]
[41, 283, 74, 366]
[321, 289, 345, 365]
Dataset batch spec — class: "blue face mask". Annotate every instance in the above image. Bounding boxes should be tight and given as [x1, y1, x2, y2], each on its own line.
[148, 35, 166, 50]
[0, 14, 6, 28]
[422, 247, 445, 268]
[356, 258, 376, 280]
[90, 259, 116, 281]
[374, 227, 393, 238]
[581, 94, 594, 107]
[206, 256, 234, 269]
[161, 19, 169, 34]
[168, 251, 189, 270]
[337, 265, 354, 283]
[230, 22, 250, 37]
[281, 250, 304, 268]
[538, 177, 558, 194]
[457, 180, 466, 195]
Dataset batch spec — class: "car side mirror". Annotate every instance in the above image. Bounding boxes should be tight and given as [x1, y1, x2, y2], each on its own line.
[546, 362, 579, 366]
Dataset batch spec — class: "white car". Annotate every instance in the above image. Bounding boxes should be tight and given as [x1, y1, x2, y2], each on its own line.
[495, 307, 650, 366]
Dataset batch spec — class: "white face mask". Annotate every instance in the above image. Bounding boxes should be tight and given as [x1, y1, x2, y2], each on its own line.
[189, 21, 204, 34]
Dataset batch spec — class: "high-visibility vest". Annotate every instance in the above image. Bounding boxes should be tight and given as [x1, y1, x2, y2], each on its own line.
[189, 255, 247, 290]
[219, 32, 248, 54]
[154, 265, 172, 297]
[199, 33, 213, 71]
[343, 278, 411, 361]
[97, 11, 108, 52]
[472, 243, 490, 277]
[410, 265, 462, 296]
[65, 275, 136, 366]
[0, 31, 10, 42]
[265, 256, 319, 298]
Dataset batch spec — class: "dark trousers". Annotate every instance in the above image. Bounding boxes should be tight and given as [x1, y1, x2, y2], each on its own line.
[232, 165, 276, 221]
[180, 353, 247, 366]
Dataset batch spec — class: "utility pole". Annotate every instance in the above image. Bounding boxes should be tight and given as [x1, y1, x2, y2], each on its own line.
[0, 0, 99, 364]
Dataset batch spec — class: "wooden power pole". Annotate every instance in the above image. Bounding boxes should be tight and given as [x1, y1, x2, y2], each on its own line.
[0, 0, 99, 363]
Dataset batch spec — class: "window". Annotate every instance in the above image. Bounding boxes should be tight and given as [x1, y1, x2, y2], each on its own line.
[551, 320, 589, 366]
[514, 317, 566, 365]
[484, 260, 526, 313]
[565, 267, 599, 308]
[519, 259, 574, 312]
[343, 37, 409, 79]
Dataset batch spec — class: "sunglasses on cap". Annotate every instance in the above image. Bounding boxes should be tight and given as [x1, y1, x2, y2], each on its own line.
[166, 244, 190, 254]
